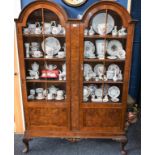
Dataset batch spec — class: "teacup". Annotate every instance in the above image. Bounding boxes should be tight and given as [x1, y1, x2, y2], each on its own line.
[57, 90, 64, 97]
[23, 28, 29, 34]
[32, 51, 43, 58]
[37, 92, 44, 99]
[58, 51, 65, 58]
[47, 93, 54, 100]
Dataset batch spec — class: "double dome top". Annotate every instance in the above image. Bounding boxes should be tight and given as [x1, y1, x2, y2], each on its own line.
[15, 0, 133, 27]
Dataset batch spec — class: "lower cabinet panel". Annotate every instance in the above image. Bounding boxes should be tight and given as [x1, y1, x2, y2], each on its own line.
[81, 108, 122, 132]
[28, 108, 69, 131]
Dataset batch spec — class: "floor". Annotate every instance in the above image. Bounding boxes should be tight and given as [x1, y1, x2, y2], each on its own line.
[14, 121, 141, 155]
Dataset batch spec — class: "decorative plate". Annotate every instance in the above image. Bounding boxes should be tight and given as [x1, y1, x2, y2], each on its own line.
[84, 41, 95, 58]
[41, 37, 61, 55]
[95, 88, 103, 97]
[108, 86, 120, 99]
[94, 64, 105, 75]
[84, 64, 93, 76]
[92, 13, 114, 34]
[107, 40, 123, 56]
[88, 84, 97, 95]
[108, 64, 120, 75]
[63, 0, 87, 7]
[83, 86, 90, 98]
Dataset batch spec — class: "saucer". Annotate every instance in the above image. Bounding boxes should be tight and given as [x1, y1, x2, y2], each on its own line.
[36, 96, 45, 100]
[55, 97, 64, 100]
[107, 56, 117, 60]
[111, 97, 119, 102]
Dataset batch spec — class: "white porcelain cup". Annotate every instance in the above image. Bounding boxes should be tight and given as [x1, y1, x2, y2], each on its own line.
[30, 89, 35, 95]
[47, 93, 54, 100]
[58, 51, 65, 58]
[37, 92, 43, 98]
[23, 28, 29, 34]
[57, 90, 64, 96]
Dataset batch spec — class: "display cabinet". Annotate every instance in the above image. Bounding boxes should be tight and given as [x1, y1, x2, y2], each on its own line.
[15, 1, 135, 155]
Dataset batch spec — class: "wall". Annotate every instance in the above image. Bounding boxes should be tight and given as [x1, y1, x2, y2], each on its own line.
[21, 0, 128, 18]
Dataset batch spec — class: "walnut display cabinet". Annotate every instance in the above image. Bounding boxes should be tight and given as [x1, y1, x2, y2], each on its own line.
[15, 1, 135, 155]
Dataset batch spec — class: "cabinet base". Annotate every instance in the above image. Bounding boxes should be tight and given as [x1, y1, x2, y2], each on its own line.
[23, 132, 128, 155]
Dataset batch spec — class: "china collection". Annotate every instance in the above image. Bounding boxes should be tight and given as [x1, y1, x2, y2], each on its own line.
[83, 84, 120, 103]
[84, 63, 123, 82]
[23, 21, 65, 35]
[28, 85, 66, 101]
[84, 40, 126, 60]
[84, 13, 127, 37]
[26, 62, 66, 80]
[24, 39, 66, 59]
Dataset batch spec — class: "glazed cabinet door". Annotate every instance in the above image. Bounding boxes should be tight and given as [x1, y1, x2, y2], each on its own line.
[78, 6, 133, 133]
[16, 3, 71, 132]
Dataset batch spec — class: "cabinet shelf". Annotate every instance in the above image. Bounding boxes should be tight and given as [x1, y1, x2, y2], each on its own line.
[26, 79, 66, 83]
[27, 101, 66, 108]
[81, 103, 122, 108]
[24, 58, 66, 61]
[84, 35, 127, 39]
[83, 80, 123, 84]
[84, 59, 125, 62]
[23, 34, 65, 38]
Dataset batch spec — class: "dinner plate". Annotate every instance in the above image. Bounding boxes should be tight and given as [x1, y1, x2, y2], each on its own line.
[92, 13, 114, 34]
[84, 41, 95, 53]
[83, 86, 90, 98]
[95, 88, 103, 97]
[108, 86, 120, 99]
[108, 64, 120, 75]
[94, 64, 105, 75]
[88, 84, 97, 95]
[107, 40, 123, 56]
[84, 64, 93, 76]
[42, 37, 61, 55]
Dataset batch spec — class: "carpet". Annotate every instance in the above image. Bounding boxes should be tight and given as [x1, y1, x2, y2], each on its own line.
[14, 120, 141, 155]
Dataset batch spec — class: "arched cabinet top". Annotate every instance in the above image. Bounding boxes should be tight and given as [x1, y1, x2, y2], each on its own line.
[15, 0, 68, 27]
[82, 1, 133, 27]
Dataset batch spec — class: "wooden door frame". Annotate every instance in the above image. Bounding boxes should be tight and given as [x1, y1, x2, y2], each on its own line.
[14, 28, 25, 134]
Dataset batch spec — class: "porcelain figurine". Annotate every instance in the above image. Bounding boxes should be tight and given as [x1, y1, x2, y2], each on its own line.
[113, 70, 118, 82]
[28, 62, 39, 79]
[97, 23, 106, 35]
[89, 26, 95, 36]
[112, 26, 118, 36]
[118, 26, 127, 36]
[103, 95, 109, 102]
[118, 70, 123, 80]
[34, 22, 42, 34]
[84, 29, 88, 36]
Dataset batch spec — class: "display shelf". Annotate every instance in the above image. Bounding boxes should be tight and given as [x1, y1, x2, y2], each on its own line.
[83, 80, 123, 84]
[84, 35, 127, 39]
[23, 34, 65, 38]
[26, 79, 66, 83]
[83, 59, 125, 62]
[24, 58, 66, 61]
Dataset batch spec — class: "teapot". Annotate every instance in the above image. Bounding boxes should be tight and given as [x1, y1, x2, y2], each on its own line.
[45, 63, 57, 70]
[28, 23, 37, 34]
[31, 62, 39, 71]
[42, 22, 53, 34]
